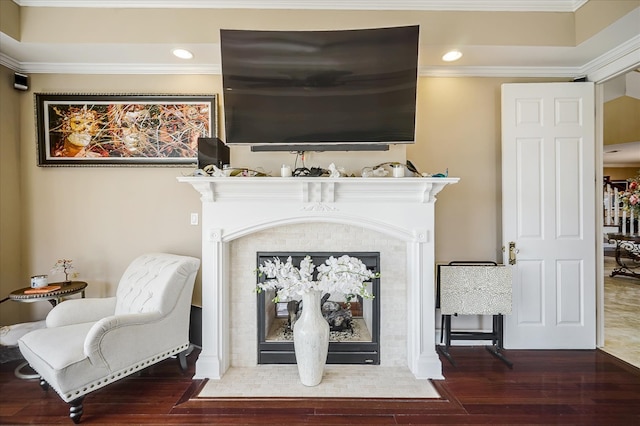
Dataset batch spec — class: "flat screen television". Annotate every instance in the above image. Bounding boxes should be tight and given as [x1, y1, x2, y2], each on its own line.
[220, 25, 419, 151]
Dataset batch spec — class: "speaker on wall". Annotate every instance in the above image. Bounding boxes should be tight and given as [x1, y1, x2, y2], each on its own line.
[14, 72, 28, 91]
[198, 137, 230, 170]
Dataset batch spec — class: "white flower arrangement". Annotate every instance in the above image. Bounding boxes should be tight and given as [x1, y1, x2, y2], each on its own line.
[257, 255, 379, 302]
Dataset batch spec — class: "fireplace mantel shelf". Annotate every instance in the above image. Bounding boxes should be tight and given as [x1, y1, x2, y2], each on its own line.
[177, 176, 460, 204]
[178, 175, 459, 381]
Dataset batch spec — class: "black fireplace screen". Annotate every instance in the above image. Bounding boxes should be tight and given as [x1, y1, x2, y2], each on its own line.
[256, 251, 381, 365]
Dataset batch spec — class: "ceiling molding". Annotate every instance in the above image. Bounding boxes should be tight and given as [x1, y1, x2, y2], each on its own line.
[0, 60, 222, 75]
[420, 66, 580, 78]
[585, 36, 640, 83]
[12, 0, 589, 12]
[583, 34, 640, 72]
[0, 53, 20, 72]
[0, 54, 586, 78]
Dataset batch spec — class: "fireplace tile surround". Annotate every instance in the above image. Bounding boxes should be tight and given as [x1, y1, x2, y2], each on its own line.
[178, 176, 459, 380]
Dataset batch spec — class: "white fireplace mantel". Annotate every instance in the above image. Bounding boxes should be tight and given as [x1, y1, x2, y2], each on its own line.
[178, 176, 459, 380]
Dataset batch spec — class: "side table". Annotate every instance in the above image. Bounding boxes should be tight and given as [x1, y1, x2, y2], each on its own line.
[5, 281, 88, 379]
[8, 281, 88, 307]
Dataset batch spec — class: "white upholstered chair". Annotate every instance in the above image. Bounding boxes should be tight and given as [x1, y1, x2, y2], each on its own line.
[18, 253, 200, 423]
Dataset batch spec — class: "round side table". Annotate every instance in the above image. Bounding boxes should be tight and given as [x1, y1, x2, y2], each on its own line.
[6, 281, 88, 379]
[9, 281, 88, 307]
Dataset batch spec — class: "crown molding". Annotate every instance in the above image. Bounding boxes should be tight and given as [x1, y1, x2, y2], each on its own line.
[0, 55, 584, 78]
[13, 0, 588, 12]
[0, 53, 20, 72]
[584, 36, 640, 83]
[0, 61, 223, 75]
[420, 66, 580, 78]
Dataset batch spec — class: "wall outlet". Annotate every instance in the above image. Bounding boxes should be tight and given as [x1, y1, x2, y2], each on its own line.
[190, 213, 199, 225]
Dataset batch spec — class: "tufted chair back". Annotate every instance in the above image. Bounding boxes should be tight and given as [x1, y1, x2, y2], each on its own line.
[115, 253, 198, 316]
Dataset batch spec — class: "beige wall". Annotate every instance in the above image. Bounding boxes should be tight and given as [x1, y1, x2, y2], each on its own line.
[0, 0, 20, 40]
[603, 96, 640, 145]
[0, 65, 24, 326]
[604, 167, 640, 182]
[2, 72, 566, 324]
[575, 0, 640, 44]
[20, 8, 576, 48]
[15, 1, 637, 51]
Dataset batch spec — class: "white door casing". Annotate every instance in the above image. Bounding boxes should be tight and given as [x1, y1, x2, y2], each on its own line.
[501, 83, 596, 349]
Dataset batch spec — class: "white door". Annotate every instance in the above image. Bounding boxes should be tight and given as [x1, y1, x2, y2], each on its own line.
[501, 82, 596, 349]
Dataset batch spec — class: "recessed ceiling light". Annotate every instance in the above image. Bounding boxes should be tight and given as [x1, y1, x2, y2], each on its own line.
[442, 50, 462, 62]
[172, 49, 193, 60]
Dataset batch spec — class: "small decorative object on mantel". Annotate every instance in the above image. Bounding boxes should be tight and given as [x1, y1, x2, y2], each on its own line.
[327, 163, 344, 177]
[361, 161, 409, 178]
[422, 168, 449, 178]
[256, 255, 379, 386]
[281, 164, 292, 177]
[200, 165, 269, 177]
[51, 259, 78, 283]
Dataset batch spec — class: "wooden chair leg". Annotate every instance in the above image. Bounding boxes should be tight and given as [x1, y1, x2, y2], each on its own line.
[177, 351, 188, 371]
[69, 397, 84, 424]
[177, 344, 194, 372]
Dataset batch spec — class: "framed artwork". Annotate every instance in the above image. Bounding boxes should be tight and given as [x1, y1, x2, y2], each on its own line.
[35, 93, 216, 166]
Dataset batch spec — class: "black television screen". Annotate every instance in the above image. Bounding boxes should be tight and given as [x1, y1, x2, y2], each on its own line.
[220, 26, 419, 151]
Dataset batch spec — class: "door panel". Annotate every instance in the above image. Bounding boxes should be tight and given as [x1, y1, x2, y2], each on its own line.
[517, 138, 544, 239]
[518, 260, 544, 324]
[502, 83, 596, 349]
[557, 259, 582, 324]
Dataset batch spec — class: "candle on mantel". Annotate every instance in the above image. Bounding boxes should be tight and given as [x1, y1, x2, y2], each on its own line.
[631, 211, 636, 235]
[622, 210, 627, 234]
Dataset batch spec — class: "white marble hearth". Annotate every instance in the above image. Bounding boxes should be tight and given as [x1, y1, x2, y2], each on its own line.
[178, 177, 459, 381]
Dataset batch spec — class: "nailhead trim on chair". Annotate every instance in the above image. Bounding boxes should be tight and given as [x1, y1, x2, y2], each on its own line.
[63, 343, 190, 401]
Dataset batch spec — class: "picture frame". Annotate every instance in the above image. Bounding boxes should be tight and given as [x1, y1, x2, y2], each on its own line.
[35, 93, 217, 166]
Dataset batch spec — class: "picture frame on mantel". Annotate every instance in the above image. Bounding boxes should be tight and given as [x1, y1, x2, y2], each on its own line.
[35, 93, 217, 166]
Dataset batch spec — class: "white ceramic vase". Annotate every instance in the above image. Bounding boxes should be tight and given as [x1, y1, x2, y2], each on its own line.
[293, 289, 330, 386]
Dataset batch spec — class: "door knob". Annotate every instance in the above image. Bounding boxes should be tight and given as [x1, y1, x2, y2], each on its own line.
[502, 242, 519, 265]
[507, 241, 518, 265]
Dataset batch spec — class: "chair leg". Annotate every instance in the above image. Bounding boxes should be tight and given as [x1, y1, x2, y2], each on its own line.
[177, 344, 194, 372]
[177, 351, 187, 371]
[39, 377, 49, 391]
[69, 397, 84, 424]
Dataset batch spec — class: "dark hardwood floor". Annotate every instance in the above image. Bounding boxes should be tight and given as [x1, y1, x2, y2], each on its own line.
[1, 347, 639, 425]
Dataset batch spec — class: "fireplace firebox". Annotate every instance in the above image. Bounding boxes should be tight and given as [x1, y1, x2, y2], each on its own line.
[257, 251, 380, 365]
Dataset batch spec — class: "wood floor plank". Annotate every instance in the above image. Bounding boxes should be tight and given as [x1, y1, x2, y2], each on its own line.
[2, 347, 640, 424]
